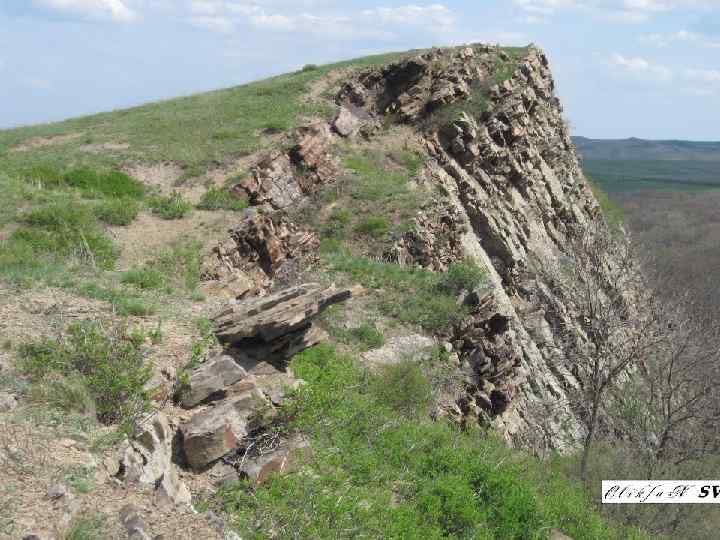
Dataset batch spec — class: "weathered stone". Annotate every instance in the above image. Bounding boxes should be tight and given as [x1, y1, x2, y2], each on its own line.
[180, 354, 248, 408]
[362, 334, 436, 366]
[240, 435, 311, 486]
[119, 504, 152, 540]
[46, 483, 67, 500]
[119, 412, 191, 506]
[0, 391, 17, 412]
[237, 153, 302, 209]
[181, 388, 267, 469]
[333, 107, 360, 137]
[204, 210, 319, 296]
[213, 283, 352, 345]
[550, 530, 574, 540]
[207, 461, 240, 487]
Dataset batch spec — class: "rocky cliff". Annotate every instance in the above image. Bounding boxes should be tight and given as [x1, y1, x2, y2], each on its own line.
[206, 44, 617, 453]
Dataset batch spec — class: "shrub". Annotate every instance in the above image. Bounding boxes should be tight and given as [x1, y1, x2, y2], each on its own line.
[301, 64, 319, 72]
[370, 360, 433, 417]
[76, 282, 156, 317]
[13, 201, 117, 269]
[94, 198, 140, 226]
[437, 259, 485, 294]
[65, 514, 106, 540]
[217, 344, 649, 539]
[64, 167, 144, 199]
[149, 239, 203, 292]
[354, 216, 390, 239]
[24, 163, 65, 187]
[121, 268, 166, 290]
[18, 321, 152, 431]
[148, 192, 193, 220]
[197, 187, 248, 211]
[348, 323, 385, 351]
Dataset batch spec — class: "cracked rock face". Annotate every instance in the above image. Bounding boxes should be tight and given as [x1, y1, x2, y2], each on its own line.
[337, 45, 614, 451]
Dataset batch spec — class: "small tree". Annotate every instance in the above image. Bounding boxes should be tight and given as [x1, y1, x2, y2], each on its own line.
[536, 222, 665, 481]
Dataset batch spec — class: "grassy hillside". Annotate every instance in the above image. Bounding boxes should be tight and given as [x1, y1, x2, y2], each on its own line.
[0, 47, 658, 539]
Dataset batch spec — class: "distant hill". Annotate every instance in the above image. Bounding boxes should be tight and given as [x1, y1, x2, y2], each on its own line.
[572, 136, 720, 162]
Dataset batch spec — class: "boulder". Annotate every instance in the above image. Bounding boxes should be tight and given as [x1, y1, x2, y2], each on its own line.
[0, 391, 17, 412]
[240, 435, 311, 486]
[333, 107, 360, 137]
[119, 412, 191, 506]
[119, 505, 152, 540]
[180, 354, 248, 409]
[181, 388, 267, 469]
[237, 153, 302, 209]
[213, 283, 352, 344]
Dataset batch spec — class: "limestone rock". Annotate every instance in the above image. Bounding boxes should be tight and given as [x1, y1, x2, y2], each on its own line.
[181, 388, 267, 469]
[180, 354, 248, 408]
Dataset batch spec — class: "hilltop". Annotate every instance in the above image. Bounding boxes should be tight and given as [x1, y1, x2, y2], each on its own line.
[0, 44, 662, 539]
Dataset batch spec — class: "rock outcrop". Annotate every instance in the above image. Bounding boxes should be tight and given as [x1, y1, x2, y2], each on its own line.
[332, 44, 620, 450]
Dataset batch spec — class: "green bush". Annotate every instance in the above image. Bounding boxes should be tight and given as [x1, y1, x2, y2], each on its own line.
[438, 259, 485, 294]
[301, 64, 319, 72]
[18, 321, 152, 431]
[197, 187, 248, 211]
[121, 268, 166, 290]
[65, 514, 106, 540]
[12, 201, 117, 269]
[149, 239, 203, 292]
[217, 344, 651, 540]
[94, 198, 140, 226]
[323, 250, 470, 333]
[354, 216, 390, 239]
[64, 167, 144, 199]
[370, 360, 433, 417]
[24, 163, 65, 187]
[148, 192, 193, 219]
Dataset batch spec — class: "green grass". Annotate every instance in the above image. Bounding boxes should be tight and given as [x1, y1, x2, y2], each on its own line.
[197, 186, 249, 211]
[121, 239, 204, 297]
[64, 514, 106, 540]
[322, 249, 484, 334]
[0, 51, 414, 175]
[77, 281, 156, 316]
[4, 199, 117, 274]
[217, 344, 652, 540]
[18, 320, 152, 433]
[93, 197, 140, 226]
[148, 192, 193, 219]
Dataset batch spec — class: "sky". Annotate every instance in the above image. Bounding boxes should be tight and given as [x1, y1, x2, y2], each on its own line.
[1, 0, 719, 140]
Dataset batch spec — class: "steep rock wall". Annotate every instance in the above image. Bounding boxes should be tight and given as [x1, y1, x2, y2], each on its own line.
[338, 45, 610, 450]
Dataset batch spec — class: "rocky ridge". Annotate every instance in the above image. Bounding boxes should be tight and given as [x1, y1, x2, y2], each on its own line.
[200, 44, 617, 452]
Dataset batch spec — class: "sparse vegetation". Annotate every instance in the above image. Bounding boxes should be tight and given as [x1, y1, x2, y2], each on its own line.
[322, 249, 484, 333]
[94, 197, 140, 226]
[197, 186, 248, 211]
[148, 192, 193, 220]
[65, 514, 106, 540]
[18, 321, 153, 433]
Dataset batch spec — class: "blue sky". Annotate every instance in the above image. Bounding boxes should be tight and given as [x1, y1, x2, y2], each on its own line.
[1, 0, 719, 139]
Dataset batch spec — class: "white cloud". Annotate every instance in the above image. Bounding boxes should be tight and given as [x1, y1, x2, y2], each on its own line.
[685, 68, 720, 83]
[361, 4, 456, 28]
[642, 30, 720, 48]
[513, 0, 720, 23]
[184, 2, 457, 39]
[189, 15, 234, 32]
[33, 0, 139, 22]
[609, 53, 673, 81]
